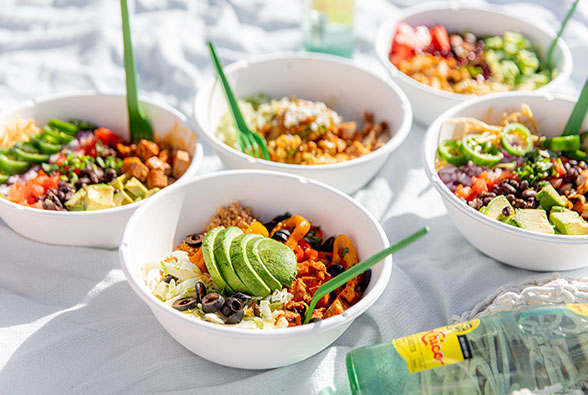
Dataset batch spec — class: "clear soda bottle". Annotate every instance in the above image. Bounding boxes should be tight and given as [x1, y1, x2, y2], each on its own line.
[302, 0, 354, 58]
[346, 304, 588, 394]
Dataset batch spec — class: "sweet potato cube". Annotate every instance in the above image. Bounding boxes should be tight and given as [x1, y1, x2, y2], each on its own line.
[158, 149, 169, 164]
[136, 139, 160, 161]
[116, 143, 132, 158]
[339, 122, 356, 139]
[146, 169, 168, 189]
[172, 150, 190, 179]
[121, 157, 149, 182]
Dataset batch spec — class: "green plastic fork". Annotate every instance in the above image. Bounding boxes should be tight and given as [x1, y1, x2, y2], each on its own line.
[120, 0, 153, 143]
[207, 41, 270, 160]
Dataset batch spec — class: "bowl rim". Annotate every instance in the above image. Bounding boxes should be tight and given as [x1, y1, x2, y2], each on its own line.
[119, 169, 394, 338]
[374, 1, 573, 101]
[422, 90, 588, 244]
[193, 51, 413, 171]
[0, 90, 203, 218]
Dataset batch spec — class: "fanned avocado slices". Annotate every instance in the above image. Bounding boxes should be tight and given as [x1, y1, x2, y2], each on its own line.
[254, 238, 297, 287]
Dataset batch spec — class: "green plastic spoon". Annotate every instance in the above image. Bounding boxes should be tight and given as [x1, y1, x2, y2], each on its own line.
[303, 226, 429, 324]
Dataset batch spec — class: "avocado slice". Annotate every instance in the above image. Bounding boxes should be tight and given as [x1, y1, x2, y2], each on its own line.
[482, 195, 513, 221]
[537, 184, 567, 212]
[114, 190, 133, 206]
[110, 174, 128, 192]
[230, 234, 272, 297]
[84, 184, 116, 211]
[144, 187, 160, 199]
[65, 188, 86, 210]
[202, 227, 234, 295]
[512, 209, 554, 234]
[550, 210, 588, 235]
[256, 238, 297, 287]
[246, 237, 282, 292]
[213, 227, 249, 293]
[125, 177, 148, 199]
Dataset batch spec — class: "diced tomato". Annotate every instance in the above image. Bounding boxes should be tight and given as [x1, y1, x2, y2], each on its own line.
[471, 176, 488, 197]
[94, 127, 120, 147]
[305, 249, 319, 261]
[55, 152, 66, 166]
[24, 183, 44, 204]
[390, 22, 418, 67]
[455, 184, 472, 201]
[553, 158, 566, 177]
[428, 25, 450, 53]
[294, 245, 304, 262]
[8, 183, 25, 203]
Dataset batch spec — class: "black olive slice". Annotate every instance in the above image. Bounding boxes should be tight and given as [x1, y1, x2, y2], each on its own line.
[185, 233, 205, 247]
[195, 282, 207, 304]
[232, 292, 252, 300]
[172, 297, 198, 311]
[163, 274, 179, 284]
[224, 310, 245, 325]
[202, 293, 224, 314]
[319, 236, 335, 252]
[221, 297, 242, 317]
[272, 229, 290, 243]
[309, 317, 322, 323]
[327, 264, 345, 278]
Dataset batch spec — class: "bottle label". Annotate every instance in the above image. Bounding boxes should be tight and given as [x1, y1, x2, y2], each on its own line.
[566, 303, 588, 316]
[392, 319, 480, 374]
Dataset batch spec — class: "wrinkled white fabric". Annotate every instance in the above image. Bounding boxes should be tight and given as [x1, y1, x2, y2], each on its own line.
[1, 1, 588, 394]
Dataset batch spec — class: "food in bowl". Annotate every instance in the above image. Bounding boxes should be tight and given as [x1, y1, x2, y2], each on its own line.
[390, 23, 553, 95]
[143, 202, 370, 329]
[215, 94, 390, 164]
[0, 117, 191, 211]
[436, 104, 588, 235]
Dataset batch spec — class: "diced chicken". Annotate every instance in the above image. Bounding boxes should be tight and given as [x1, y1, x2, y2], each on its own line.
[136, 139, 160, 161]
[146, 169, 168, 189]
[323, 297, 349, 319]
[172, 149, 190, 179]
[145, 156, 164, 170]
[338, 277, 363, 305]
[339, 121, 356, 139]
[121, 157, 149, 182]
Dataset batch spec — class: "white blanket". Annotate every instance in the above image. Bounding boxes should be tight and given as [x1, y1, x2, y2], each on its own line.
[1, 1, 588, 394]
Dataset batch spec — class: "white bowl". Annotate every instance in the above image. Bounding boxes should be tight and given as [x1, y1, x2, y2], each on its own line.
[0, 92, 203, 248]
[375, 2, 573, 125]
[193, 53, 412, 194]
[423, 92, 588, 271]
[119, 170, 392, 369]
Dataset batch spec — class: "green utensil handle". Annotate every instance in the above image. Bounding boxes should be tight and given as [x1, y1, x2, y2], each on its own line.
[303, 226, 429, 324]
[121, 0, 141, 116]
[563, 75, 588, 137]
[207, 41, 249, 133]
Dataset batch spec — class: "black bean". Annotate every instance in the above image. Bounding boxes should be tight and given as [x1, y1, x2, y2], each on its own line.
[520, 180, 529, 190]
[569, 159, 578, 166]
[482, 197, 493, 206]
[514, 199, 527, 209]
[272, 229, 290, 243]
[492, 185, 501, 194]
[224, 310, 244, 325]
[162, 274, 178, 283]
[172, 297, 198, 311]
[506, 194, 516, 203]
[185, 233, 204, 247]
[89, 173, 100, 184]
[105, 168, 117, 182]
[502, 183, 517, 194]
[502, 206, 513, 217]
[327, 264, 345, 277]
[202, 293, 224, 314]
[195, 282, 206, 304]
[521, 189, 536, 199]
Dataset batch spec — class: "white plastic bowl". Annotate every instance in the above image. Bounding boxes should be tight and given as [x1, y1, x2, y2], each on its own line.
[423, 92, 588, 271]
[375, 2, 573, 125]
[194, 53, 412, 194]
[119, 170, 392, 369]
[0, 92, 203, 248]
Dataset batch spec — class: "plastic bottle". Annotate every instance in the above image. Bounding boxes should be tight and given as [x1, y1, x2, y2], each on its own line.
[346, 304, 588, 394]
[302, 0, 354, 58]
